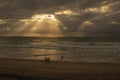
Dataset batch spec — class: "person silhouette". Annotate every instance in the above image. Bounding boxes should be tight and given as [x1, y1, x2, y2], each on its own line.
[45, 57, 47, 63]
[61, 56, 63, 60]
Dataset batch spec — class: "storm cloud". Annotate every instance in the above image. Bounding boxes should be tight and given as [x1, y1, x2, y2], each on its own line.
[0, 0, 120, 37]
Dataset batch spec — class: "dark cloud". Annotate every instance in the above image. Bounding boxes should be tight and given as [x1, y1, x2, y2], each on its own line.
[0, 0, 74, 19]
[0, 0, 120, 37]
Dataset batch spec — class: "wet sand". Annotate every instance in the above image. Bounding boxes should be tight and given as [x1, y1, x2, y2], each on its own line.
[0, 59, 120, 80]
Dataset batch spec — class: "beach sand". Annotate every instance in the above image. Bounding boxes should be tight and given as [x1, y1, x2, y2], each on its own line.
[0, 59, 120, 80]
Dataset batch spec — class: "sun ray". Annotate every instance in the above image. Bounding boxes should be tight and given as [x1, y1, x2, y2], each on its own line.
[16, 14, 62, 37]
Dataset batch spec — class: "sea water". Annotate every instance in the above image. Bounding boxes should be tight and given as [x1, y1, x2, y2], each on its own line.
[0, 37, 120, 63]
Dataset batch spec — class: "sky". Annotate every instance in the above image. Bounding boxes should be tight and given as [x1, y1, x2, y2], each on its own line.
[0, 0, 120, 37]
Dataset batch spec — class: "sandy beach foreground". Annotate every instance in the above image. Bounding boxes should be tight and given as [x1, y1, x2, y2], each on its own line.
[0, 59, 120, 80]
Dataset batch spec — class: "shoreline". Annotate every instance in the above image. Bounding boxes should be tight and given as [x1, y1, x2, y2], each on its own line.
[0, 58, 120, 80]
[0, 58, 120, 64]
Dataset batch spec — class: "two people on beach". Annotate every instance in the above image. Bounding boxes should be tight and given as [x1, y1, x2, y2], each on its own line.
[44, 56, 63, 64]
[45, 57, 50, 64]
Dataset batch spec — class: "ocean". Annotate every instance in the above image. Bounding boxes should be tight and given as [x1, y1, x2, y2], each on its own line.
[0, 37, 120, 63]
